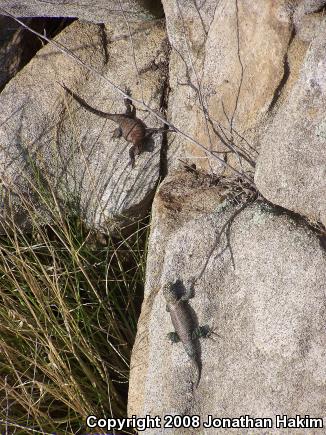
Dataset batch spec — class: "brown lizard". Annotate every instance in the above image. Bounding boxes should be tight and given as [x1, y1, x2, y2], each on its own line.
[61, 84, 147, 168]
[163, 280, 212, 388]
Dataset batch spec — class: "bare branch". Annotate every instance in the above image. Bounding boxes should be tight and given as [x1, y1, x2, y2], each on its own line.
[117, 0, 145, 102]
[176, 0, 216, 174]
[230, 0, 244, 133]
[193, 193, 256, 284]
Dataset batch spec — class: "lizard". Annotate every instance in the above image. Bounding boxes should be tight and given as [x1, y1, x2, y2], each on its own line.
[61, 84, 147, 168]
[162, 280, 212, 388]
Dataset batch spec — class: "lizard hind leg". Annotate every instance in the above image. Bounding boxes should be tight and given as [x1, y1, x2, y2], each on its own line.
[129, 142, 143, 168]
[111, 127, 122, 139]
[167, 331, 180, 343]
[192, 325, 212, 340]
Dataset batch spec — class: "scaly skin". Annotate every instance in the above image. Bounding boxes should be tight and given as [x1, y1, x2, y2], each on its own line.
[61, 84, 146, 167]
[163, 281, 201, 387]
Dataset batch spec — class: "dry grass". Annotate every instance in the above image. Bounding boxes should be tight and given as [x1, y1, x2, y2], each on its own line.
[0, 178, 148, 434]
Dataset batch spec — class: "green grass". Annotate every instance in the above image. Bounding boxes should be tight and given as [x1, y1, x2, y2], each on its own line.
[0, 181, 149, 434]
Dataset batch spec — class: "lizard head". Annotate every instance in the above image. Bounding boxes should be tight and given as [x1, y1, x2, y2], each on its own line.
[162, 281, 178, 304]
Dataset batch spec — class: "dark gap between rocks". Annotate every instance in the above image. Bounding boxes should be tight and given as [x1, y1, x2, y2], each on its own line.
[0, 16, 74, 91]
[268, 26, 296, 112]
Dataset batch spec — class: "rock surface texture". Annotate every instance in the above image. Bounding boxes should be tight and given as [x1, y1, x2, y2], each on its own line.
[0, 19, 168, 232]
[0, 1, 164, 22]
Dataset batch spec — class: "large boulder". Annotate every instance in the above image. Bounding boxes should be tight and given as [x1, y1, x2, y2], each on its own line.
[0, 19, 168, 232]
[163, 0, 294, 174]
[255, 17, 326, 226]
[128, 170, 326, 433]
[163, 0, 326, 226]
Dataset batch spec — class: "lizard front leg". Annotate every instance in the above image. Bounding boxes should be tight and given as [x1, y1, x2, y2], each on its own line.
[124, 96, 136, 118]
[167, 331, 180, 343]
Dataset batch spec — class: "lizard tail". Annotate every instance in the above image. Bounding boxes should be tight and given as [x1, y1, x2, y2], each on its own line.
[61, 83, 115, 120]
[190, 356, 201, 388]
[184, 343, 201, 388]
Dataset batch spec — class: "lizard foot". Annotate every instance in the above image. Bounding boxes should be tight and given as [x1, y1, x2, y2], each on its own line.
[167, 331, 180, 343]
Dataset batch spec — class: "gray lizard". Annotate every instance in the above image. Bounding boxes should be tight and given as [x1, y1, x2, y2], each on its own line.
[162, 280, 211, 388]
[61, 84, 147, 168]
